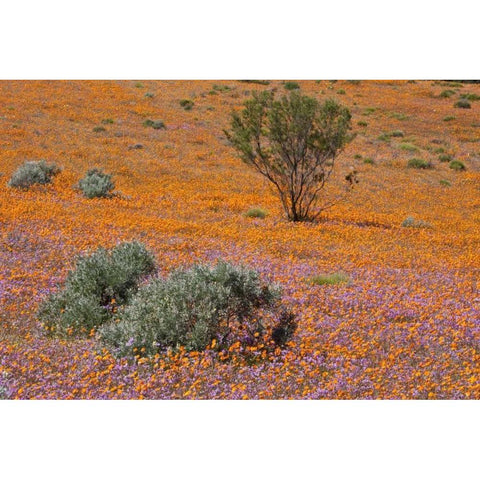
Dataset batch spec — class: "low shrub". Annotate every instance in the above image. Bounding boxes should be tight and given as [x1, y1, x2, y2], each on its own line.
[152, 120, 166, 130]
[8, 160, 60, 189]
[363, 157, 374, 164]
[443, 115, 456, 121]
[337, 89, 346, 95]
[212, 84, 232, 92]
[245, 208, 268, 219]
[180, 99, 194, 110]
[400, 143, 418, 152]
[98, 261, 288, 357]
[390, 112, 409, 120]
[93, 126, 106, 133]
[39, 241, 157, 336]
[407, 158, 431, 169]
[101, 118, 114, 124]
[144, 92, 154, 98]
[354, 154, 362, 159]
[77, 168, 115, 198]
[439, 89, 455, 98]
[378, 133, 391, 142]
[309, 272, 350, 286]
[454, 99, 471, 109]
[449, 160, 466, 171]
[284, 81, 300, 90]
[239, 80, 270, 85]
[357, 121, 368, 127]
[439, 154, 453, 163]
[401, 216, 431, 228]
[440, 179, 451, 186]
[460, 93, 480, 101]
[143, 119, 166, 129]
[390, 130, 405, 137]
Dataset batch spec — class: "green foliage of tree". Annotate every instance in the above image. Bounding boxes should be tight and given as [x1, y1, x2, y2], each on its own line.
[225, 91, 356, 221]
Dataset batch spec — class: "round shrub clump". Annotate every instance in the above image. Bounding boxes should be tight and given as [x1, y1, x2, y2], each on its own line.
[8, 160, 60, 189]
[98, 260, 291, 358]
[284, 81, 300, 91]
[39, 241, 157, 336]
[245, 208, 268, 219]
[407, 158, 432, 169]
[454, 99, 471, 109]
[78, 168, 115, 198]
[439, 154, 453, 163]
[449, 160, 466, 171]
[179, 99, 194, 110]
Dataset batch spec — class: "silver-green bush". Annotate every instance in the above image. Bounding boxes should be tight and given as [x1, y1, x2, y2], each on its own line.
[8, 160, 60, 189]
[99, 261, 283, 357]
[78, 168, 115, 198]
[39, 241, 156, 336]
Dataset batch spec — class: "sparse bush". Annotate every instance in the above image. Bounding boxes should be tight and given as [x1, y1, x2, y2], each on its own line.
[378, 133, 391, 142]
[93, 126, 106, 133]
[460, 93, 480, 101]
[152, 120, 166, 130]
[363, 157, 374, 164]
[390, 130, 404, 137]
[439, 90, 455, 98]
[440, 179, 451, 186]
[78, 168, 115, 198]
[239, 80, 270, 85]
[390, 112, 408, 120]
[347, 80, 361, 85]
[101, 118, 114, 124]
[309, 272, 350, 286]
[400, 143, 418, 152]
[98, 261, 285, 357]
[401, 216, 431, 228]
[439, 154, 453, 163]
[39, 241, 156, 337]
[284, 81, 300, 90]
[135, 82, 144, 88]
[143, 119, 166, 129]
[407, 158, 432, 169]
[8, 160, 60, 189]
[144, 92, 154, 98]
[225, 90, 356, 222]
[245, 208, 268, 219]
[354, 154, 362, 159]
[449, 160, 466, 171]
[443, 115, 456, 121]
[454, 99, 471, 109]
[357, 120, 368, 127]
[337, 89, 346, 95]
[212, 84, 232, 92]
[179, 99, 194, 110]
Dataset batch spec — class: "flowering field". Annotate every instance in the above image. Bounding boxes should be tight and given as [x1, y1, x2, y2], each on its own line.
[1, 80, 479, 399]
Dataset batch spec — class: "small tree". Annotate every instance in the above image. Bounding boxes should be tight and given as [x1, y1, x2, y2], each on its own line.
[225, 90, 357, 221]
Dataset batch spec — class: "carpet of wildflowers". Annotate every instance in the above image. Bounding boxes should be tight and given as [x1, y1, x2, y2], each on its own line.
[0, 80, 479, 399]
